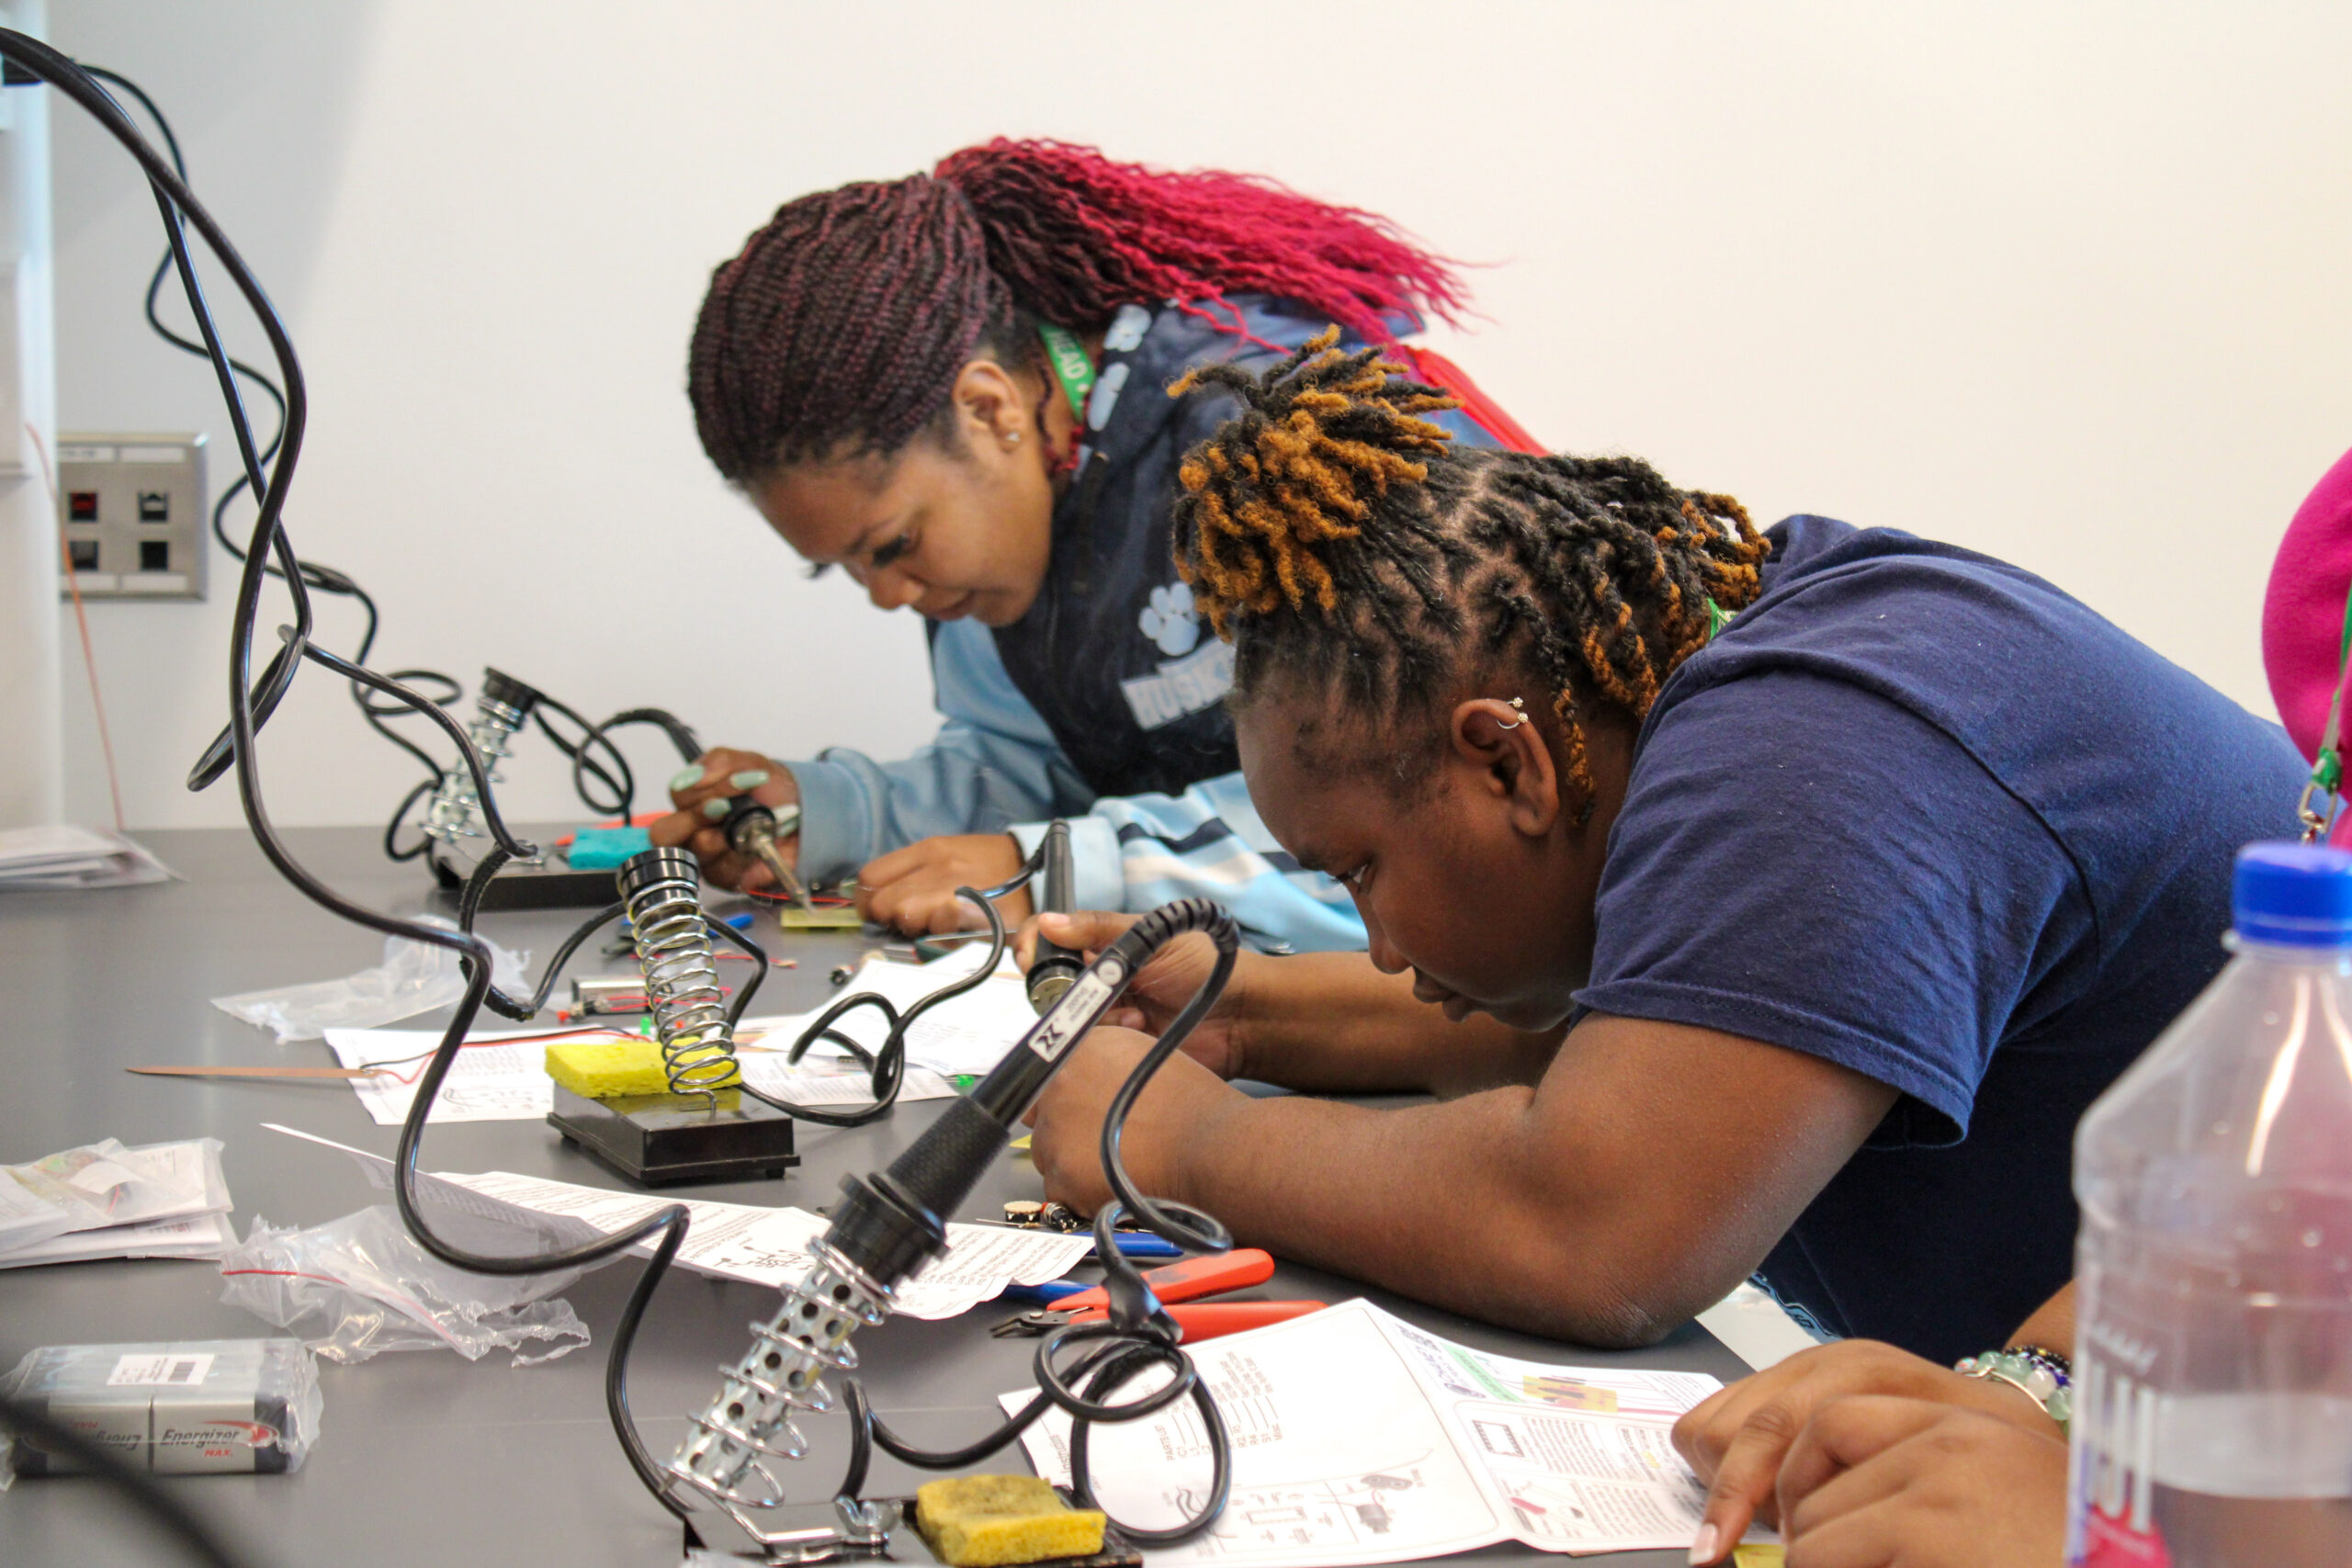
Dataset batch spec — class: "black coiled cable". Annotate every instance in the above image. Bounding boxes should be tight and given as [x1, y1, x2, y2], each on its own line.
[830, 897, 1242, 1547]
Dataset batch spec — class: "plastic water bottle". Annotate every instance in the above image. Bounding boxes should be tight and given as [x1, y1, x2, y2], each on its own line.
[2070, 842, 2352, 1566]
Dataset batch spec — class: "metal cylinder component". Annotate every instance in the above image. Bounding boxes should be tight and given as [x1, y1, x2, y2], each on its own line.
[666, 1242, 890, 1506]
[569, 976, 650, 1016]
[615, 848, 740, 1100]
[421, 668, 544, 848]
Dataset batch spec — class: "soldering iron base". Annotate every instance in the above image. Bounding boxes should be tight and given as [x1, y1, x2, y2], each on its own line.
[548, 1084, 799, 1187]
[428, 852, 620, 910]
[683, 1496, 903, 1567]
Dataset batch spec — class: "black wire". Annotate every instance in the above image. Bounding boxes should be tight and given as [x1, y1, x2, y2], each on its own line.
[82, 62, 464, 810]
[735, 884, 1010, 1128]
[96, 73, 684, 1483]
[373, 668, 464, 860]
[531, 695, 637, 818]
[281, 648, 693, 1522]
[0, 1399, 259, 1568]
[537, 705, 705, 821]
[822, 908, 1241, 1545]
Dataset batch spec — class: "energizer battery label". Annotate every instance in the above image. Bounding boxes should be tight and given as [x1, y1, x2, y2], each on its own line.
[107, 1352, 215, 1387]
[1027, 961, 1124, 1062]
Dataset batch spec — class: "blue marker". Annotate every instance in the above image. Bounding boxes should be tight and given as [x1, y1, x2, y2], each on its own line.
[722, 911, 754, 931]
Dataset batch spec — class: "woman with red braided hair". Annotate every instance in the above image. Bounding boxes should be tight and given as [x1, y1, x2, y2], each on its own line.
[651, 141, 1529, 943]
[1016, 336, 2305, 1438]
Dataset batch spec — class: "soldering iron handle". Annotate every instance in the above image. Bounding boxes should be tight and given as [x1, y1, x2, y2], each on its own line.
[1024, 818, 1085, 1014]
[820, 898, 1238, 1286]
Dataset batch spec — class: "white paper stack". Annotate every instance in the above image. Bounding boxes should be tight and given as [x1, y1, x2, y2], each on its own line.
[0, 824, 175, 891]
[0, 1138, 236, 1269]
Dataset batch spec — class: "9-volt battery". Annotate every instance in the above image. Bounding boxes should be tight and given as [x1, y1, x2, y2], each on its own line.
[1, 1338, 322, 1476]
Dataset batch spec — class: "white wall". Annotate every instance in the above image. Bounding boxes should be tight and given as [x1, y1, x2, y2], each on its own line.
[51, 1, 2352, 830]
[0, 0, 57, 829]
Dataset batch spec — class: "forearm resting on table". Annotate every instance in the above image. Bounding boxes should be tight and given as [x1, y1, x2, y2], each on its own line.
[1166, 1088, 1732, 1348]
[1231, 953, 1563, 1097]
[1163, 1014, 1893, 1349]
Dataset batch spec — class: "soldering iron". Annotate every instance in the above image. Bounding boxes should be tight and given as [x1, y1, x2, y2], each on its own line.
[721, 794, 817, 913]
[1024, 818, 1085, 1012]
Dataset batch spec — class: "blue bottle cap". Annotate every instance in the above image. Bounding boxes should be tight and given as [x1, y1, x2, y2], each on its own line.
[2233, 840, 2352, 947]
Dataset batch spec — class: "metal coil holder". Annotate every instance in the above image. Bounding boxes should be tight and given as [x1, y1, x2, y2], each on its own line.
[668, 1241, 892, 1507]
[615, 848, 741, 1103]
[422, 668, 541, 848]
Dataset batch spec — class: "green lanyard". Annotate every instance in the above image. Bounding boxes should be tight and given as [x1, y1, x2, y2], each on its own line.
[1038, 323, 1095, 423]
[2298, 583, 2352, 841]
[1705, 597, 1734, 640]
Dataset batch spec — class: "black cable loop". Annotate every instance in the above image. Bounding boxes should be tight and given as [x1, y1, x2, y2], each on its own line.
[87, 61, 452, 794]
[531, 695, 638, 819]
[735, 883, 1008, 1128]
[568, 706, 705, 821]
[381, 775, 439, 863]
[17, 31, 697, 1529]
[822, 900, 1240, 1544]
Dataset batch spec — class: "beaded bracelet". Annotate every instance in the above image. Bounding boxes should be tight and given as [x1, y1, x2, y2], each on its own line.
[1955, 1344, 2073, 1434]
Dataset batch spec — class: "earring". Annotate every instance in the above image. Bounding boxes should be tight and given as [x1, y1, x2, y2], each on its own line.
[1003, 430, 1022, 447]
[1494, 697, 1526, 730]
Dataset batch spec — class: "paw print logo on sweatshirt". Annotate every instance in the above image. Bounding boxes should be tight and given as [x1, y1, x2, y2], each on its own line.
[1139, 581, 1201, 657]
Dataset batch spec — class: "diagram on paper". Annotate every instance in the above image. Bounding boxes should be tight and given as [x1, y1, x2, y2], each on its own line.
[1179, 1461, 1438, 1559]
[1457, 1401, 1710, 1547]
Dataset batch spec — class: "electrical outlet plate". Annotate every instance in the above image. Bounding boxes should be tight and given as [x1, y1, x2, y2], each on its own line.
[56, 432, 208, 600]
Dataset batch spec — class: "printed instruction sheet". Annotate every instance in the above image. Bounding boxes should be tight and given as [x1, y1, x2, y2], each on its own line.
[1006, 1298, 1732, 1562]
[320, 948, 1028, 1125]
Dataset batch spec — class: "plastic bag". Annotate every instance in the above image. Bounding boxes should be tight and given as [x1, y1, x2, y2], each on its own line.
[0, 1138, 231, 1257]
[210, 916, 531, 1042]
[0, 1338, 321, 1486]
[218, 1207, 588, 1366]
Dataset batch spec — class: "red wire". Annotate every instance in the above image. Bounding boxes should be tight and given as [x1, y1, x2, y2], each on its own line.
[356, 1025, 637, 1086]
[28, 423, 126, 833]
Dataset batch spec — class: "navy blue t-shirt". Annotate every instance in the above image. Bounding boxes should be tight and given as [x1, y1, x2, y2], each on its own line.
[1575, 516, 2307, 1362]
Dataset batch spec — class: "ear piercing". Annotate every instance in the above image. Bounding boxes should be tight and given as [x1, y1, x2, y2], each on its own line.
[1003, 430, 1023, 447]
[1494, 697, 1526, 730]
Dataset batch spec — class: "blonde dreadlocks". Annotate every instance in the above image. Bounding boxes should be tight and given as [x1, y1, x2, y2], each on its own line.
[1170, 331, 1769, 807]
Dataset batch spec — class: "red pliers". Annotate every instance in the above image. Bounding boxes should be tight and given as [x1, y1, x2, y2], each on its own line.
[989, 1248, 1325, 1342]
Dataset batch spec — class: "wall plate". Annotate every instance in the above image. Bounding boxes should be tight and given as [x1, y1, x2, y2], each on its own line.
[56, 433, 207, 601]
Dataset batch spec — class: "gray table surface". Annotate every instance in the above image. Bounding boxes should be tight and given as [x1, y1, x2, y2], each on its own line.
[0, 827, 1744, 1567]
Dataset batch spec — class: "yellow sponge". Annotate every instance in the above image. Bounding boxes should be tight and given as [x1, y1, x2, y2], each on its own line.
[545, 1036, 738, 1098]
[915, 1475, 1106, 1567]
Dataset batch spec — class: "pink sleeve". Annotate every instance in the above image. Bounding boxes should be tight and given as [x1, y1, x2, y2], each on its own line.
[2263, 446, 2352, 763]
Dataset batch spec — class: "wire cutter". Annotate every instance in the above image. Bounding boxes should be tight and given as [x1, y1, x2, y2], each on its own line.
[989, 1248, 1325, 1343]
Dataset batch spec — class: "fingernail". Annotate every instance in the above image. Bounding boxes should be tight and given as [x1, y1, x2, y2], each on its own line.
[1040, 913, 1070, 931]
[702, 798, 731, 819]
[1688, 1523, 1719, 1565]
[729, 769, 770, 790]
[669, 766, 707, 793]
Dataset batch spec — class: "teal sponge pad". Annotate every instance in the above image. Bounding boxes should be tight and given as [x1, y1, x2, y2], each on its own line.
[567, 827, 652, 870]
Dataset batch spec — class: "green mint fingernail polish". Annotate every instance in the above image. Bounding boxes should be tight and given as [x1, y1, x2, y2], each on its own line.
[669, 766, 707, 793]
[702, 798, 731, 819]
[729, 770, 770, 790]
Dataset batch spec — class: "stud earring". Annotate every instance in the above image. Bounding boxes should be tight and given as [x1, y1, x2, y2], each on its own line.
[1494, 697, 1527, 730]
[1003, 430, 1022, 447]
